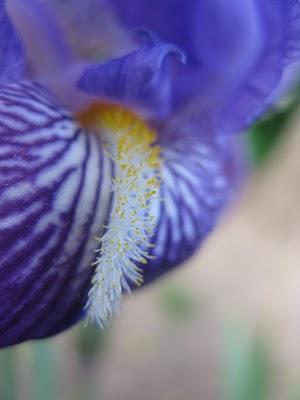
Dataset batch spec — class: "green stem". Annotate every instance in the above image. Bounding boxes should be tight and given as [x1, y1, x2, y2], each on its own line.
[0, 348, 17, 400]
[31, 341, 58, 400]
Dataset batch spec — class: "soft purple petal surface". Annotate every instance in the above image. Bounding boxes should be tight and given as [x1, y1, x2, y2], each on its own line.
[0, 80, 238, 347]
[109, 0, 300, 132]
[7, 0, 74, 78]
[78, 41, 185, 118]
[0, 0, 25, 84]
[49, 0, 133, 59]
[219, 0, 300, 133]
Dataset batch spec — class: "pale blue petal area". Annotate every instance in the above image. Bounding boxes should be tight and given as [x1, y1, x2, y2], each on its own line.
[0, 0, 25, 84]
[78, 42, 185, 118]
[7, 0, 74, 78]
[272, 61, 300, 103]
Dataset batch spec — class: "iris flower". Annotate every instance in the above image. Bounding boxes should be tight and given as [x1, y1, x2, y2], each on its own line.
[0, 0, 299, 348]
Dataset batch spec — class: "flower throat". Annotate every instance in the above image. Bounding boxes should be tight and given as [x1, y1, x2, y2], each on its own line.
[77, 103, 162, 327]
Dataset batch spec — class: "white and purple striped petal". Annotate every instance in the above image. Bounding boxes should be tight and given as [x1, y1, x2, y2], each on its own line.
[0, 81, 112, 346]
[0, 81, 236, 346]
[140, 129, 234, 284]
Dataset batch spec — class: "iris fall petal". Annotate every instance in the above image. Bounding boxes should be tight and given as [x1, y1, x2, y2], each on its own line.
[1, 0, 292, 346]
[0, 80, 235, 346]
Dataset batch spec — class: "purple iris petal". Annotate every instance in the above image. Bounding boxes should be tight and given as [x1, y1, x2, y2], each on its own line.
[0, 80, 114, 347]
[109, 0, 300, 132]
[5, 1, 97, 114]
[0, 80, 237, 347]
[139, 130, 236, 284]
[49, 0, 134, 59]
[78, 42, 185, 118]
[0, 0, 25, 84]
[7, 0, 74, 79]
[219, 0, 300, 133]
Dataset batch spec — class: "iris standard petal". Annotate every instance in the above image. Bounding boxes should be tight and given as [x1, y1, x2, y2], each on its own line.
[78, 42, 185, 118]
[7, 0, 74, 78]
[109, 0, 261, 112]
[219, 0, 300, 133]
[0, 0, 25, 84]
[109, 0, 300, 133]
[0, 79, 236, 346]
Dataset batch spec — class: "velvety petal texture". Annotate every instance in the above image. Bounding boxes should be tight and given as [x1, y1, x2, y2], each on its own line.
[220, 0, 300, 132]
[0, 0, 25, 84]
[7, 0, 74, 78]
[140, 131, 235, 284]
[78, 41, 185, 118]
[0, 81, 112, 346]
[6, 0, 89, 114]
[49, 0, 134, 59]
[109, 0, 300, 132]
[0, 80, 235, 347]
[0, 0, 298, 347]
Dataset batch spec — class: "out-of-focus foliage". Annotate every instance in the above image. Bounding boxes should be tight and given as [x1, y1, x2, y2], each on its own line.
[0, 349, 17, 400]
[248, 86, 300, 167]
[159, 284, 198, 321]
[75, 323, 110, 360]
[223, 329, 271, 400]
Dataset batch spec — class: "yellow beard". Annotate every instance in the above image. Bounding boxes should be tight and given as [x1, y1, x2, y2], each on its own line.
[77, 103, 162, 326]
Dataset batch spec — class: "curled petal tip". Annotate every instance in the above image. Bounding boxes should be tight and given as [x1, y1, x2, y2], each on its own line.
[135, 29, 186, 65]
[77, 41, 184, 118]
[109, 0, 300, 132]
[168, 45, 187, 65]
